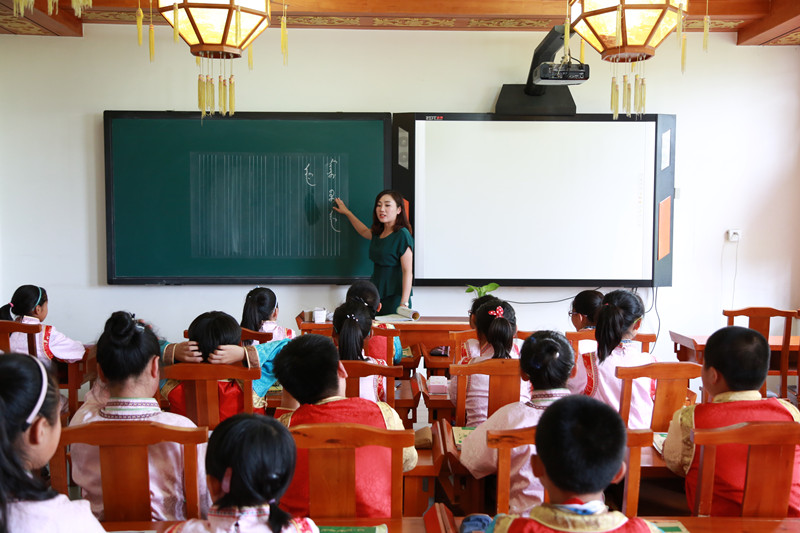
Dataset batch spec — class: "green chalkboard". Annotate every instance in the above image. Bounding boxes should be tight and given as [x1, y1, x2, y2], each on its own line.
[104, 111, 390, 284]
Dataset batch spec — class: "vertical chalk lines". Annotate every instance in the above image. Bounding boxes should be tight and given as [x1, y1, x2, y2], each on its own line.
[190, 152, 348, 259]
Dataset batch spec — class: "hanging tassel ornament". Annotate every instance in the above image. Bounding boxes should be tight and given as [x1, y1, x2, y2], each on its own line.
[47, 0, 58, 15]
[677, 3, 683, 47]
[625, 75, 632, 117]
[222, 77, 229, 116]
[563, 13, 570, 62]
[198, 74, 205, 113]
[196, 56, 201, 66]
[236, 5, 242, 43]
[149, 23, 155, 62]
[640, 79, 647, 115]
[248, 45, 254, 70]
[615, 4, 622, 46]
[622, 75, 629, 115]
[611, 77, 619, 121]
[136, 4, 143, 46]
[173, 3, 179, 43]
[281, 3, 288, 65]
[229, 75, 236, 116]
[634, 73, 640, 116]
[580, 39, 585, 64]
[703, 16, 710, 52]
[71, 0, 92, 18]
[219, 75, 226, 116]
[13, 0, 33, 17]
[208, 75, 215, 114]
[681, 34, 687, 73]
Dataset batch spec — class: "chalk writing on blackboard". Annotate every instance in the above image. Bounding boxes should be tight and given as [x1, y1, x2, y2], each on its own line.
[190, 152, 348, 259]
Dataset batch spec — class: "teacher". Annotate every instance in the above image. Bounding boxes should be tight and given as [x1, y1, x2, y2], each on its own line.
[333, 190, 413, 316]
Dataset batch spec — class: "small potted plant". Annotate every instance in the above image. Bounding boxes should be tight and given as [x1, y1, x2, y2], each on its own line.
[465, 283, 499, 298]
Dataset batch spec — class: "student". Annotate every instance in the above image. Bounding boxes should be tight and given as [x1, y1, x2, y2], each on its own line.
[160, 311, 264, 421]
[164, 414, 318, 533]
[0, 354, 104, 533]
[489, 395, 661, 533]
[567, 290, 654, 429]
[566, 289, 603, 395]
[460, 331, 574, 516]
[456, 294, 502, 363]
[274, 334, 417, 517]
[241, 287, 295, 345]
[448, 299, 531, 427]
[0, 285, 84, 367]
[333, 190, 413, 315]
[70, 311, 210, 521]
[346, 280, 402, 364]
[663, 326, 800, 516]
[332, 300, 387, 403]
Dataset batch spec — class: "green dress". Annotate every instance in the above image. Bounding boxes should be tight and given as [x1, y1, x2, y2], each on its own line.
[369, 227, 413, 316]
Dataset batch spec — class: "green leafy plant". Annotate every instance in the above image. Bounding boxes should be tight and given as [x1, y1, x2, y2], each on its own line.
[465, 283, 499, 298]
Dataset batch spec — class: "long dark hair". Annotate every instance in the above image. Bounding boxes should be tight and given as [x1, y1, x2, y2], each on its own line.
[571, 290, 603, 326]
[520, 331, 574, 390]
[96, 311, 161, 384]
[346, 280, 380, 319]
[370, 190, 412, 236]
[241, 288, 278, 346]
[595, 290, 644, 362]
[474, 300, 517, 360]
[0, 354, 60, 533]
[332, 301, 372, 361]
[0, 285, 48, 321]
[207, 414, 296, 533]
[188, 311, 241, 361]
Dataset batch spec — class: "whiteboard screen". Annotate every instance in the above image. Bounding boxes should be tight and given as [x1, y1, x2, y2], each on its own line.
[413, 118, 656, 283]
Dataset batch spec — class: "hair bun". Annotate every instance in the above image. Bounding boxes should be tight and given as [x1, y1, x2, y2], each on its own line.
[105, 311, 138, 346]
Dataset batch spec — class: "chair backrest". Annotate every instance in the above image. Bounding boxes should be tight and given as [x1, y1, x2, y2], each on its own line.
[161, 363, 261, 429]
[565, 330, 657, 356]
[515, 330, 534, 341]
[423, 503, 457, 533]
[616, 362, 702, 432]
[723, 307, 799, 398]
[289, 423, 414, 518]
[341, 360, 403, 407]
[450, 358, 521, 426]
[449, 329, 477, 365]
[694, 421, 800, 517]
[240, 327, 273, 344]
[486, 426, 651, 517]
[295, 312, 334, 336]
[0, 320, 41, 354]
[50, 421, 207, 522]
[368, 326, 401, 363]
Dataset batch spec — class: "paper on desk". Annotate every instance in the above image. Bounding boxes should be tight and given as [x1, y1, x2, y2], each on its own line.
[453, 426, 476, 449]
[653, 432, 668, 455]
[319, 525, 388, 533]
[650, 520, 689, 533]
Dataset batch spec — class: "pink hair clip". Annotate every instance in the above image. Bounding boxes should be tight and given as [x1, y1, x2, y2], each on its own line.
[488, 306, 504, 318]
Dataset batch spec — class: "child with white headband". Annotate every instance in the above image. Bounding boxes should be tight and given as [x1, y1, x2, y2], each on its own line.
[0, 285, 84, 367]
[165, 414, 318, 533]
[0, 354, 104, 533]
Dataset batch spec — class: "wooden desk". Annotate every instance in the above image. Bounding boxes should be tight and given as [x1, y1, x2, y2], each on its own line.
[641, 445, 679, 479]
[55, 345, 97, 416]
[670, 331, 800, 366]
[420, 376, 455, 423]
[299, 317, 470, 350]
[396, 375, 422, 429]
[646, 516, 800, 532]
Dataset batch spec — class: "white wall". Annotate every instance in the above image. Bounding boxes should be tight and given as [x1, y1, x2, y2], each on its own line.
[1, 25, 799, 361]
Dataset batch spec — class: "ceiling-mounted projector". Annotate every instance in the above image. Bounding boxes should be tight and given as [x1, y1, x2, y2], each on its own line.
[532, 62, 590, 86]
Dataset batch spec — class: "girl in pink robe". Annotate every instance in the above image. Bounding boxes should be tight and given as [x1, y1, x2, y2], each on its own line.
[0, 354, 103, 533]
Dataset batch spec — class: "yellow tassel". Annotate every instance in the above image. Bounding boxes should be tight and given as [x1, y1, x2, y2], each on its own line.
[610, 76, 615, 111]
[634, 74, 640, 114]
[149, 23, 155, 62]
[622, 74, 628, 113]
[681, 34, 687, 74]
[229, 76, 235, 116]
[563, 16, 570, 61]
[267, 0, 271, 19]
[136, 8, 143, 46]
[625, 77, 632, 118]
[47, 0, 56, 15]
[208, 75, 215, 114]
[281, 6, 288, 65]
[248, 45, 254, 70]
[641, 79, 646, 114]
[579, 40, 584, 64]
[219, 75, 225, 116]
[236, 5, 242, 43]
[615, 4, 622, 47]
[198, 74, 204, 111]
[196, 56, 201, 66]
[703, 15, 710, 52]
[222, 78, 229, 116]
[612, 79, 619, 121]
[677, 4, 683, 46]
[173, 3, 179, 43]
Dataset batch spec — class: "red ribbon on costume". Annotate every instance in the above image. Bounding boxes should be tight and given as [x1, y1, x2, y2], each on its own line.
[488, 306, 504, 318]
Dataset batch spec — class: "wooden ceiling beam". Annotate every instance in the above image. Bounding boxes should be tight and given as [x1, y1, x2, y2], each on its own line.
[685, 0, 769, 19]
[0, 0, 82, 35]
[736, 0, 800, 45]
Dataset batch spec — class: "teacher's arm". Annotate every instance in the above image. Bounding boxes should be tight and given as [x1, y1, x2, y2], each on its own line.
[400, 247, 413, 308]
[332, 198, 372, 240]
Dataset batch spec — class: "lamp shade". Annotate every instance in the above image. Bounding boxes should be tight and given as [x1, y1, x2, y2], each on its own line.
[569, 0, 684, 62]
[158, 0, 271, 58]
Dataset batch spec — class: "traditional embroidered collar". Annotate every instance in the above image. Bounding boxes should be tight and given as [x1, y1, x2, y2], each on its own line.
[551, 499, 608, 515]
[314, 396, 347, 405]
[526, 388, 571, 410]
[100, 397, 162, 420]
[711, 390, 763, 403]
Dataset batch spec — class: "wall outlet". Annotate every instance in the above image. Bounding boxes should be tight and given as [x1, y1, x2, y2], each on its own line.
[726, 229, 742, 242]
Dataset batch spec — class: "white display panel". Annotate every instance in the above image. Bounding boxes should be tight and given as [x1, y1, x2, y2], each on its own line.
[414, 119, 656, 282]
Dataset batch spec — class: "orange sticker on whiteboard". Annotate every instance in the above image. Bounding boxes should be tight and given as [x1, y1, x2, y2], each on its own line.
[658, 197, 672, 260]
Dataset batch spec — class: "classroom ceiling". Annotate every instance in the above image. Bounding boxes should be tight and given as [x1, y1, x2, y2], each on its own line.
[1, 0, 799, 46]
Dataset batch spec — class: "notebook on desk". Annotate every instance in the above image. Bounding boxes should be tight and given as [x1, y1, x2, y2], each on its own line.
[453, 426, 476, 449]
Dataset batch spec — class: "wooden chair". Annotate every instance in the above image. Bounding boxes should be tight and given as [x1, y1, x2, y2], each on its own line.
[515, 330, 534, 340]
[295, 311, 334, 336]
[0, 320, 41, 353]
[289, 423, 414, 518]
[368, 325, 401, 364]
[424, 329, 475, 378]
[160, 363, 261, 430]
[240, 327, 273, 344]
[450, 358, 522, 426]
[566, 330, 657, 357]
[694, 421, 800, 517]
[616, 362, 703, 432]
[341, 359, 403, 407]
[486, 426, 652, 517]
[403, 412, 445, 515]
[723, 307, 799, 398]
[50, 421, 207, 522]
[395, 372, 422, 429]
[423, 502, 457, 533]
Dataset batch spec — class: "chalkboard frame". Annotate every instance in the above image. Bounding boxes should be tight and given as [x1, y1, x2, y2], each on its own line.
[104, 110, 391, 285]
[392, 112, 675, 288]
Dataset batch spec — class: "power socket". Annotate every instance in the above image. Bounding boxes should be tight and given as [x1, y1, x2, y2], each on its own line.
[726, 229, 742, 242]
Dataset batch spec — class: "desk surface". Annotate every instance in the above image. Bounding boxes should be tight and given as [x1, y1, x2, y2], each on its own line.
[670, 331, 800, 364]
